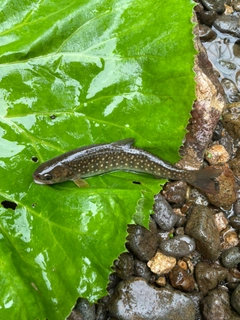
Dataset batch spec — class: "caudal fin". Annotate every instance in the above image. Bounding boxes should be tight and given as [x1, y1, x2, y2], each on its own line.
[187, 167, 222, 195]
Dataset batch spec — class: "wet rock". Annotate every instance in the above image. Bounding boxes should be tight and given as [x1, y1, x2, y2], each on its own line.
[233, 1, 240, 11]
[213, 211, 228, 232]
[201, 288, 237, 320]
[221, 79, 239, 103]
[200, 0, 226, 13]
[178, 36, 226, 169]
[236, 70, 240, 90]
[229, 158, 240, 180]
[233, 40, 240, 58]
[152, 193, 179, 230]
[147, 251, 176, 275]
[109, 277, 195, 320]
[231, 284, 240, 315]
[169, 266, 195, 292]
[185, 205, 220, 260]
[212, 121, 223, 141]
[195, 6, 218, 27]
[227, 268, 240, 290]
[222, 103, 240, 139]
[229, 215, 240, 229]
[96, 296, 110, 320]
[114, 253, 134, 280]
[159, 235, 195, 258]
[155, 276, 166, 286]
[214, 15, 240, 37]
[199, 23, 217, 41]
[219, 129, 234, 156]
[162, 181, 188, 204]
[204, 144, 230, 165]
[195, 262, 228, 295]
[134, 260, 152, 282]
[67, 309, 84, 320]
[221, 227, 239, 249]
[221, 247, 240, 268]
[74, 298, 95, 320]
[206, 164, 237, 207]
[126, 218, 158, 261]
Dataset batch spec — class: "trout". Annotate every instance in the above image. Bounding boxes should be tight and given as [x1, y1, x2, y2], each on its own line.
[33, 138, 221, 194]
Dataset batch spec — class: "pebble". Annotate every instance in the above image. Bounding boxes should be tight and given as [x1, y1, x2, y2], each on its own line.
[156, 276, 166, 286]
[185, 205, 220, 260]
[221, 247, 240, 268]
[206, 164, 237, 208]
[74, 298, 95, 320]
[195, 262, 228, 295]
[199, 23, 217, 41]
[159, 235, 195, 258]
[200, 0, 226, 13]
[221, 227, 239, 249]
[147, 251, 176, 275]
[202, 288, 238, 320]
[109, 277, 195, 320]
[204, 144, 230, 165]
[229, 156, 240, 180]
[229, 215, 240, 229]
[195, 6, 218, 26]
[221, 79, 239, 103]
[162, 181, 188, 204]
[231, 284, 240, 315]
[126, 218, 158, 261]
[134, 260, 152, 282]
[114, 253, 134, 280]
[213, 211, 228, 232]
[169, 266, 195, 292]
[214, 14, 240, 37]
[222, 103, 240, 139]
[152, 193, 179, 231]
[227, 268, 240, 290]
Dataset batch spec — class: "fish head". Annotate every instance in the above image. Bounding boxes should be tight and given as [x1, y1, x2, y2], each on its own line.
[33, 162, 74, 185]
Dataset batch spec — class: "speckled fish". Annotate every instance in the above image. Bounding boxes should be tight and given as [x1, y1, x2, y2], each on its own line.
[33, 138, 221, 194]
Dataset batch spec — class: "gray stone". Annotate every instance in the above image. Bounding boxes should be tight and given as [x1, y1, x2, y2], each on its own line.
[109, 277, 195, 320]
[159, 234, 195, 258]
[221, 247, 240, 269]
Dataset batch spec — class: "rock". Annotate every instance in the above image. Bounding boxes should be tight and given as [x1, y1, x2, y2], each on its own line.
[212, 121, 223, 141]
[114, 252, 134, 280]
[152, 193, 179, 230]
[195, 6, 218, 27]
[221, 78, 239, 103]
[162, 181, 188, 204]
[231, 284, 240, 315]
[199, 23, 217, 41]
[178, 35, 226, 170]
[109, 277, 195, 320]
[202, 288, 238, 320]
[201, 0, 226, 13]
[206, 164, 237, 208]
[214, 15, 240, 37]
[221, 227, 239, 250]
[147, 251, 176, 275]
[213, 211, 228, 232]
[169, 266, 195, 292]
[227, 268, 240, 291]
[204, 144, 230, 165]
[229, 216, 240, 230]
[155, 276, 166, 286]
[222, 103, 240, 139]
[185, 205, 220, 260]
[74, 298, 95, 320]
[221, 247, 240, 268]
[134, 260, 152, 282]
[233, 40, 240, 58]
[159, 235, 195, 258]
[126, 218, 158, 261]
[67, 309, 84, 320]
[195, 262, 228, 295]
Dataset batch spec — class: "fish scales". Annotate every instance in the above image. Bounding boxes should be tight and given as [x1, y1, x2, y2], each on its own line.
[33, 138, 222, 194]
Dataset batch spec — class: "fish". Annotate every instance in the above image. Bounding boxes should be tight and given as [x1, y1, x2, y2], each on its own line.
[33, 138, 222, 194]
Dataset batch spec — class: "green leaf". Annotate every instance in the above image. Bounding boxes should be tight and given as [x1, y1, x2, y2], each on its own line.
[0, 0, 195, 318]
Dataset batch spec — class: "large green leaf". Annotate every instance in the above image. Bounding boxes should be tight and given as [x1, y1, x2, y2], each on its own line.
[0, 0, 195, 319]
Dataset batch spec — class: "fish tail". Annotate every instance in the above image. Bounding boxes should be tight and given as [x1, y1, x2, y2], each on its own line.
[187, 167, 222, 195]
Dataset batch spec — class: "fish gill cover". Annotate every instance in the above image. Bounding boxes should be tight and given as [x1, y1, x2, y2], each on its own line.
[0, 0, 195, 318]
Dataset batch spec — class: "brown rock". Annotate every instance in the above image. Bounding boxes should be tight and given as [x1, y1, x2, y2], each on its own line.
[185, 205, 220, 260]
[169, 266, 195, 292]
[222, 102, 240, 139]
[206, 164, 237, 207]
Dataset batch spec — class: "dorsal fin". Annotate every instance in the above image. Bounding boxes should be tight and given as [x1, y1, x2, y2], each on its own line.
[111, 138, 135, 148]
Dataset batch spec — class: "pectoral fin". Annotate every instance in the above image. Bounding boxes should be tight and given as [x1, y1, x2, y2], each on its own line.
[73, 178, 90, 188]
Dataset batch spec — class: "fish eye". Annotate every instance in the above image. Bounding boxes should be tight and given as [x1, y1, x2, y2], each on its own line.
[43, 173, 52, 181]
